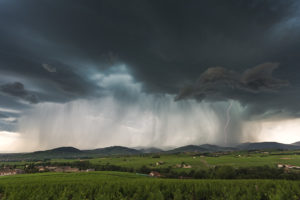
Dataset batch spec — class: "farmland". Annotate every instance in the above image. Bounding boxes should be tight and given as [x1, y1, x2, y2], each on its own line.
[1, 150, 300, 199]
[46, 151, 300, 171]
[2, 150, 300, 177]
[0, 171, 300, 200]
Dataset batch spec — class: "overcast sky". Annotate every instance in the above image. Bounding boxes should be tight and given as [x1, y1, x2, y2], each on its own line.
[0, 0, 300, 152]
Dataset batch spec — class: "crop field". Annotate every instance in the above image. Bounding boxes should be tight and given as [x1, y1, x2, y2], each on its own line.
[0, 171, 300, 200]
[203, 153, 300, 167]
[2, 150, 300, 171]
[46, 152, 300, 172]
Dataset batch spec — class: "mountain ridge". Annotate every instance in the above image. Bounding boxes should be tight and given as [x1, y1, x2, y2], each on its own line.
[1, 142, 300, 160]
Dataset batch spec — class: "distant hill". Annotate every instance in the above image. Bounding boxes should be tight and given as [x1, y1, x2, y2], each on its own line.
[166, 144, 236, 153]
[47, 147, 82, 153]
[32, 146, 82, 155]
[85, 146, 140, 155]
[292, 141, 300, 146]
[199, 144, 236, 151]
[166, 142, 300, 153]
[236, 142, 300, 150]
[167, 145, 207, 153]
[26, 147, 85, 159]
[0, 146, 142, 161]
[138, 147, 163, 154]
[2, 141, 300, 161]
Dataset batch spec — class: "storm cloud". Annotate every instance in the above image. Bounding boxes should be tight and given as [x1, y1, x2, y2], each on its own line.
[1, 0, 299, 94]
[175, 62, 289, 102]
[0, 0, 300, 151]
[42, 64, 56, 73]
[0, 82, 39, 104]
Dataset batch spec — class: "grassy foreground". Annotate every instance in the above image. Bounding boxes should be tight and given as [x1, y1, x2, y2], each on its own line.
[0, 171, 300, 200]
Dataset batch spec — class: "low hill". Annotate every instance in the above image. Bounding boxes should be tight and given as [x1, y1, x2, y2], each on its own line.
[0, 146, 142, 161]
[44, 147, 82, 153]
[138, 147, 163, 154]
[167, 145, 207, 153]
[2, 141, 300, 161]
[292, 141, 300, 146]
[24, 147, 85, 160]
[84, 146, 141, 155]
[199, 144, 236, 151]
[166, 144, 235, 153]
[236, 142, 300, 150]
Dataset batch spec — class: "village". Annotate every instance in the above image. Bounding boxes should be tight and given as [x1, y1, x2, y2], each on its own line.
[0, 159, 194, 178]
[0, 165, 165, 179]
[0, 168, 24, 176]
[0, 165, 95, 177]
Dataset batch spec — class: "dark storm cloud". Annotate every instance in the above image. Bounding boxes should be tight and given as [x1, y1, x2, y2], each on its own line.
[0, 0, 299, 118]
[42, 64, 56, 73]
[0, 110, 19, 132]
[174, 62, 300, 120]
[0, 52, 98, 104]
[0, 113, 8, 118]
[241, 63, 290, 91]
[175, 62, 289, 101]
[0, 82, 39, 104]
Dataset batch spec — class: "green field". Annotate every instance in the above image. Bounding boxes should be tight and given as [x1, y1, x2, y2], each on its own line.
[1, 152, 300, 199]
[46, 152, 300, 171]
[2, 151, 300, 199]
[3, 150, 300, 172]
[0, 171, 300, 200]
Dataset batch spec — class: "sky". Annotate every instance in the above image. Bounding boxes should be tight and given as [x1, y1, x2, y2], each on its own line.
[0, 0, 300, 152]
